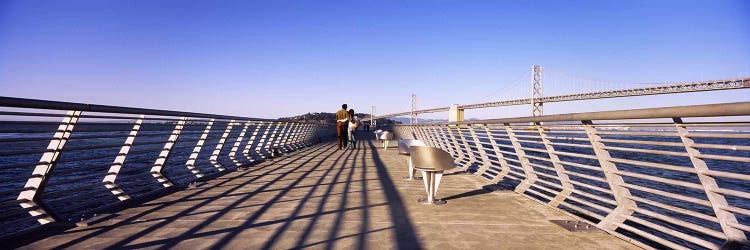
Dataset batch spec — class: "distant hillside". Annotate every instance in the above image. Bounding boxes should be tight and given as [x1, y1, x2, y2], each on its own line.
[282, 112, 400, 125]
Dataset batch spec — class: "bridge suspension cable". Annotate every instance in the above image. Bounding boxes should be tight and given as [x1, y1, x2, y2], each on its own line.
[478, 71, 530, 102]
[544, 68, 707, 96]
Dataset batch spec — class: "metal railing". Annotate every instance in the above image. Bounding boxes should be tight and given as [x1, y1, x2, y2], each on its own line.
[393, 102, 750, 250]
[0, 96, 334, 238]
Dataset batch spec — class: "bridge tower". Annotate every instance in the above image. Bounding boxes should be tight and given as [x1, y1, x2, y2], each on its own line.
[531, 65, 543, 117]
[410, 94, 418, 124]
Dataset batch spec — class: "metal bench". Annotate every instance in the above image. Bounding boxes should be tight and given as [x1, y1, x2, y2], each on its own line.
[397, 139, 427, 180]
[410, 146, 456, 205]
[377, 131, 393, 150]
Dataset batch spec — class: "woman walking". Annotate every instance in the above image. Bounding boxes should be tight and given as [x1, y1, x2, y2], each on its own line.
[347, 109, 359, 149]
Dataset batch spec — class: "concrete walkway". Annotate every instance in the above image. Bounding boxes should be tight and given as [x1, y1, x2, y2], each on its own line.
[19, 135, 637, 249]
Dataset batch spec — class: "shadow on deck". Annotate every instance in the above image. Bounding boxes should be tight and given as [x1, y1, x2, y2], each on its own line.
[14, 131, 636, 249]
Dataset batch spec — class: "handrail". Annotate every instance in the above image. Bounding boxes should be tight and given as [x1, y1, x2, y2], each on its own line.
[392, 102, 750, 249]
[0, 96, 282, 122]
[397, 102, 750, 126]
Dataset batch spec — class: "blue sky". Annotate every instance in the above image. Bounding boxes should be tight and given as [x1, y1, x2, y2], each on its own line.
[1, 1, 748, 119]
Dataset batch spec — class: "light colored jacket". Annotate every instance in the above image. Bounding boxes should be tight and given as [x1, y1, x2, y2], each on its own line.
[348, 116, 359, 132]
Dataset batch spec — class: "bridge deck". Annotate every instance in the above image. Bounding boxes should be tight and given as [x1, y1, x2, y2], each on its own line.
[20, 135, 635, 249]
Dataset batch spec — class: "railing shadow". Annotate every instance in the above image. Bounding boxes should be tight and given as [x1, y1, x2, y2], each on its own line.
[12, 132, 425, 249]
[20, 143, 335, 249]
[110, 144, 341, 249]
[285, 142, 356, 249]
[441, 184, 513, 201]
[366, 138, 423, 250]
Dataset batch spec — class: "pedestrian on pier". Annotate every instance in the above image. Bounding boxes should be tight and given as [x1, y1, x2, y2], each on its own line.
[347, 109, 359, 149]
[335, 104, 350, 149]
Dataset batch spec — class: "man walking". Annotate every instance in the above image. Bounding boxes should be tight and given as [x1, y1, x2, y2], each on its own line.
[335, 104, 350, 149]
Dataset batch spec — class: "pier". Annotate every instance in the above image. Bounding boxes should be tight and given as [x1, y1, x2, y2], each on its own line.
[11, 138, 634, 249]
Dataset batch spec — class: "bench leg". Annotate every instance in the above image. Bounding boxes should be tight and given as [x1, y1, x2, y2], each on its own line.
[403, 157, 421, 180]
[418, 171, 446, 205]
[421, 171, 432, 201]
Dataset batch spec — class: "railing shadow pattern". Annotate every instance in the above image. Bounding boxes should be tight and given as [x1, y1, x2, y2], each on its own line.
[7, 132, 422, 249]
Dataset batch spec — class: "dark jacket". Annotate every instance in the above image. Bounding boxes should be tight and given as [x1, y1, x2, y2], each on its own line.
[335, 109, 350, 122]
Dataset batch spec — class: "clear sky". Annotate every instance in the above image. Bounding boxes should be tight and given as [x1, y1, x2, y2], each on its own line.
[1, 1, 749, 119]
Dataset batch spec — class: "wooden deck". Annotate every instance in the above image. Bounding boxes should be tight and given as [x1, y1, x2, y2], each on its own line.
[18, 134, 637, 249]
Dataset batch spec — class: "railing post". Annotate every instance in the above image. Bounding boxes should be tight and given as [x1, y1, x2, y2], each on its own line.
[243, 122, 262, 162]
[483, 126, 512, 182]
[674, 118, 747, 244]
[411, 125, 421, 140]
[294, 123, 306, 147]
[445, 126, 468, 164]
[185, 118, 212, 178]
[296, 123, 309, 146]
[436, 126, 454, 152]
[17, 110, 81, 224]
[456, 125, 479, 168]
[437, 126, 460, 159]
[255, 122, 271, 158]
[414, 125, 431, 146]
[406, 125, 418, 140]
[309, 123, 318, 145]
[582, 120, 636, 231]
[405, 125, 419, 141]
[274, 122, 289, 152]
[103, 115, 143, 200]
[432, 125, 455, 156]
[291, 123, 306, 148]
[280, 123, 297, 152]
[265, 122, 281, 155]
[418, 125, 434, 146]
[291, 123, 302, 148]
[256, 122, 275, 158]
[505, 123, 537, 193]
[150, 117, 186, 187]
[536, 123, 574, 207]
[228, 121, 250, 167]
[424, 125, 441, 149]
[314, 124, 324, 143]
[425, 125, 441, 147]
[410, 125, 419, 140]
[469, 124, 493, 177]
[415, 126, 429, 145]
[307, 123, 317, 145]
[304, 124, 322, 146]
[211, 120, 235, 171]
[429, 125, 448, 150]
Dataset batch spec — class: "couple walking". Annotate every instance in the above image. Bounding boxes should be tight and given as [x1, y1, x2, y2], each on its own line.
[336, 104, 360, 150]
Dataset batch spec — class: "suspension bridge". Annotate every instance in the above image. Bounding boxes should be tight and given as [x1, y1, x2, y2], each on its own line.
[368, 65, 750, 121]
